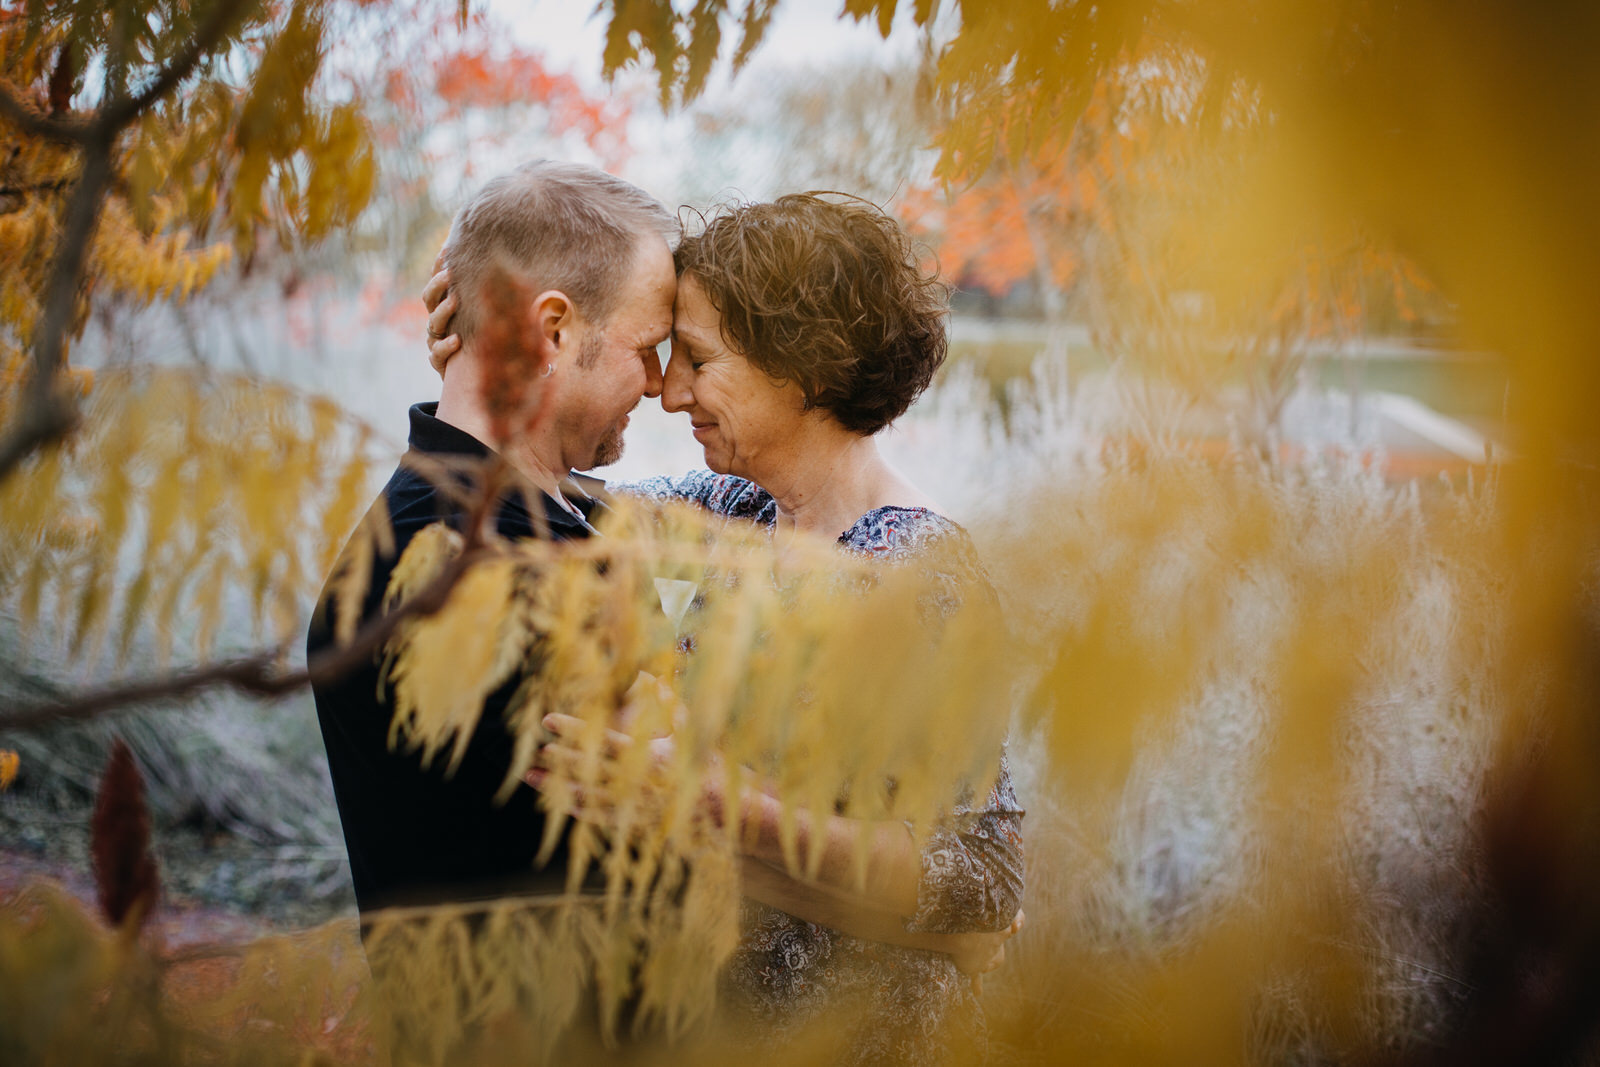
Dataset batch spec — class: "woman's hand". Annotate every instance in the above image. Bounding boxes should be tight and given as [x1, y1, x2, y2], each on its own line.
[948, 910, 1025, 996]
[739, 852, 1025, 996]
[524, 711, 724, 828]
[422, 251, 461, 372]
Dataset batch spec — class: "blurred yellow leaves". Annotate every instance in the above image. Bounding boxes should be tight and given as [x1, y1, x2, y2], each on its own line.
[0, 749, 17, 789]
[0, 368, 384, 670]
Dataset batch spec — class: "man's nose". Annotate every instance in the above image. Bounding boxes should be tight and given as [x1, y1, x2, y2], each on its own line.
[641, 342, 664, 399]
[660, 343, 693, 413]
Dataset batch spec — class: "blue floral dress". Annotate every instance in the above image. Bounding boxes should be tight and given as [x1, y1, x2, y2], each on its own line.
[620, 471, 1025, 1064]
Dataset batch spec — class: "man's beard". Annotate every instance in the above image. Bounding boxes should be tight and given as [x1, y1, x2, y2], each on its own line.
[592, 421, 626, 467]
[578, 331, 627, 468]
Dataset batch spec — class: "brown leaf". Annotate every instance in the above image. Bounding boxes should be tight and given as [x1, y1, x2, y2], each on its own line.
[90, 739, 160, 930]
[47, 40, 74, 115]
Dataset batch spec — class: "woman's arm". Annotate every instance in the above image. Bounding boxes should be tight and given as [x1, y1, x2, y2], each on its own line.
[729, 759, 1025, 934]
[730, 786, 926, 917]
[535, 712, 1025, 933]
[737, 854, 1022, 986]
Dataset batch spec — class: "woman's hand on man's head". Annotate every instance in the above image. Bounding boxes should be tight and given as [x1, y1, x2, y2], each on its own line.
[422, 248, 461, 373]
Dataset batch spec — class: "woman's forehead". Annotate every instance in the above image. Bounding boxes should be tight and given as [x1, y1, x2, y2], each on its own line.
[672, 277, 721, 339]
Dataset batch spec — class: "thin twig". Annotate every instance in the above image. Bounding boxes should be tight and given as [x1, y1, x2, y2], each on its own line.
[0, 546, 484, 732]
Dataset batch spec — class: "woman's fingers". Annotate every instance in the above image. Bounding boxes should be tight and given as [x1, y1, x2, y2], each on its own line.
[423, 266, 461, 370]
[422, 266, 450, 312]
[543, 713, 640, 758]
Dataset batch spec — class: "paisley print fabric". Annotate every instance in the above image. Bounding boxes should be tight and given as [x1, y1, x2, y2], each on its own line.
[620, 471, 1026, 1064]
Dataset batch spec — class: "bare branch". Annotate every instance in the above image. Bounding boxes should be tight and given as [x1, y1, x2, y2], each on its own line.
[0, 461, 512, 732]
[98, 0, 251, 133]
[0, 544, 488, 733]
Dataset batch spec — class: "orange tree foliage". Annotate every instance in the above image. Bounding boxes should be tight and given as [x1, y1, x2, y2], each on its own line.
[899, 50, 1436, 351]
[337, 0, 633, 294]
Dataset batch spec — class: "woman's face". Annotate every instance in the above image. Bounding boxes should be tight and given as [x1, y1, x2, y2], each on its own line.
[662, 273, 807, 480]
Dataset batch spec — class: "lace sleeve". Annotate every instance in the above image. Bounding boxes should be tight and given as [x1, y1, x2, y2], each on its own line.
[904, 751, 1025, 934]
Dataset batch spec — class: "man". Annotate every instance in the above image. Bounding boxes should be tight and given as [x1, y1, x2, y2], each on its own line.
[307, 160, 677, 917]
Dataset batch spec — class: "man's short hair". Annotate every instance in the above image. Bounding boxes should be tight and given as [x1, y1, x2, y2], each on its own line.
[445, 160, 678, 354]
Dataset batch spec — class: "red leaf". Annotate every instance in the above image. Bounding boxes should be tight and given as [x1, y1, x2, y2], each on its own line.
[90, 739, 160, 930]
[47, 40, 74, 114]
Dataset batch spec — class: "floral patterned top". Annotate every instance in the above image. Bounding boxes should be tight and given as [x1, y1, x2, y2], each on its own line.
[620, 470, 1025, 1064]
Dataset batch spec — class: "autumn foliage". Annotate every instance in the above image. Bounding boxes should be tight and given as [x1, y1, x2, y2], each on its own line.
[3, 0, 1600, 1064]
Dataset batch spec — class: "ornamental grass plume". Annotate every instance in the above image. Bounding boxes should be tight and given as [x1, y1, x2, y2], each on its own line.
[89, 738, 159, 930]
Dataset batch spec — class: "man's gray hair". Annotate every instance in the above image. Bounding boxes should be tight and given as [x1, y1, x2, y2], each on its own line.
[444, 160, 678, 359]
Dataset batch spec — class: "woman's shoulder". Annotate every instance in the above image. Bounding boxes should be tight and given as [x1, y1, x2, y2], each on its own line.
[614, 470, 777, 523]
[840, 505, 969, 559]
[844, 506, 998, 617]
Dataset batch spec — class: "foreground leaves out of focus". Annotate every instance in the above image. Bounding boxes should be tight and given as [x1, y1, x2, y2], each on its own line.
[4, 0, 1600, 1065]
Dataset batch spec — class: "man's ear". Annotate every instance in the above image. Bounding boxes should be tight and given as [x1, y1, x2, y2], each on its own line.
[529, 290, 574, 365]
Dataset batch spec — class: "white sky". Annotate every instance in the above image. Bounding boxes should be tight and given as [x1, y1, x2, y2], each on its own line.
[484, 0, 921, 88]
[477, 1, 929, 203]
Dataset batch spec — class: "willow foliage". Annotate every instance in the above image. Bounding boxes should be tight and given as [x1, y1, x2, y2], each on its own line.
[0, 368, 385, 669]
[338, 490, 1014, 1048]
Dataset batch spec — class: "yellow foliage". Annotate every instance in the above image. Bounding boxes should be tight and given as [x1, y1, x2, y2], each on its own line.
[0, 367, 385, 670]
[0, 0, 376, 380]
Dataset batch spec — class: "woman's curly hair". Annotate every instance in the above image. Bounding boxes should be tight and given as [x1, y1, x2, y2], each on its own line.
[674, 194, 950, 436]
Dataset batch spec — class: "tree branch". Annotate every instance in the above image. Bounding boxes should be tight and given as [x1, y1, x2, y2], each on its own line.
[0, 78, 89, 143]
[0, 459, 512, 733]
[0, 542, 488, 733]
[0, 396, 79, 484]
[0, 125, 113, 485]
[98, 0, 250, 133]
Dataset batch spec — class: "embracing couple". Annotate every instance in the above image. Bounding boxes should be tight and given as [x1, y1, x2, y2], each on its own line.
[307, 160, 1024, 1064]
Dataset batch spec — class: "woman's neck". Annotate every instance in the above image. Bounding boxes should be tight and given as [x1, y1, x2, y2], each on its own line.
[758, 426, 931, 539]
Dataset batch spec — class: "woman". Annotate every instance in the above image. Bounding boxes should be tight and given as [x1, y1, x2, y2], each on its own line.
[427, 194, 1024, 1063]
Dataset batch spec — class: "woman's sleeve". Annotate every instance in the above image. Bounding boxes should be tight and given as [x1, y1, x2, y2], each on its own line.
[613, 470, 771, 519]
[614, 470, 717, 505]
[904, 750, 1026, 934]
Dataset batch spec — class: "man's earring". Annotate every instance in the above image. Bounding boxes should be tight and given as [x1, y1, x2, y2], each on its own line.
[542, 363, 555, 377]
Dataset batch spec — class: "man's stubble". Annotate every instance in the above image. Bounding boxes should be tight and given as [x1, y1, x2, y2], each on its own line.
[581, 330, 629, 469]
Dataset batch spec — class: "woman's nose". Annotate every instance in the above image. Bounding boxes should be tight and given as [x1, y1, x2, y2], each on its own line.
[660, 343, 694, 413]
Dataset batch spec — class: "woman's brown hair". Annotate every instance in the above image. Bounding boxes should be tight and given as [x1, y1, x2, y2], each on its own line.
[674, 194, 949, 435]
